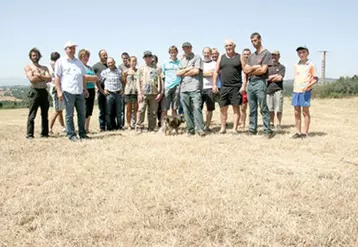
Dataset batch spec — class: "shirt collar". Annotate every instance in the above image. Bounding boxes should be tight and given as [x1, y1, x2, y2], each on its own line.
[298, 59, 310, 65]
[66, 55, 77, 61]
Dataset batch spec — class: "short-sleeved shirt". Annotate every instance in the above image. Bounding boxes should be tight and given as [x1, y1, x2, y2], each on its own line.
[118, 63, 130, 74]
[180, 53, 203, 93]
[162, 59, 181, 89]
[203, 60, 216, 89]
[266, 63, 286, 94]
[137, 64, 161, 95]
[247, 49, 272, 81]
[55, 56, 86, 94]
[100, 68, 123, 92]
[93, 62, 108, 87]
[84, 66, 96, 89]
[293, 60, 317, 93]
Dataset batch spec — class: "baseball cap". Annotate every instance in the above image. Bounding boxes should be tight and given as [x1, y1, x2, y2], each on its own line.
[296, 46, 309, 52]
[143, 50, 153, 57]
[64, 41, 77, 49]
[182, 42, 192, 47]
[271, 50, 280, 55]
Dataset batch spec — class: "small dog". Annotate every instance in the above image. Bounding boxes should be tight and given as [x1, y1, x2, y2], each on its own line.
[164, 114, 185, 135]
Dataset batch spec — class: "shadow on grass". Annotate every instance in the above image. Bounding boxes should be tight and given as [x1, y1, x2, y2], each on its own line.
[308, 131, 327, 137]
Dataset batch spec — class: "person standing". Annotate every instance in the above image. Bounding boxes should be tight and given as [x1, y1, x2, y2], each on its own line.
[78, 49, 99, 134]
[177, 42, 205, 137]
[213, 40, 244, 134]
[99, 57, 123, 131]
[24, 48, 52, 139]
[118, 52, 131, 128]
[266, 50, 286, 131]
[48, 52, 66, 134]
[291, 46, 318, 139]
[122, 56, 139, 129]
[55, 41, 90, 141]
[201, 47, 216, 131]
[158, 45, 182, 133]
[241, 33, 274, 138]
[239, 48, 251, 129]
[93, 49, 108, 131]
[136, 51, 162, 133]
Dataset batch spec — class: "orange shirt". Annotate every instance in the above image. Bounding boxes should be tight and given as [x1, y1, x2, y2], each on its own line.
[293, 60, 317, 93]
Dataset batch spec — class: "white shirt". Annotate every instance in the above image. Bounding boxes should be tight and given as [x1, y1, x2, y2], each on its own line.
[203, 60, 216, 89]
[55, 56, 86, 94]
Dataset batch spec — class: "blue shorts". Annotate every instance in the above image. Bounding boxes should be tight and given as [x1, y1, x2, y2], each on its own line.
[291, 90, 311, 107]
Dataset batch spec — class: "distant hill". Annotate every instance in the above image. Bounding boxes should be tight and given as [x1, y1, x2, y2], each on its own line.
[0, 77, 28, 86]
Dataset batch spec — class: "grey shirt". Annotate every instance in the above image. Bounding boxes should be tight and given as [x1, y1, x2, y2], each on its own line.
[180, 53, 203, 93]
[247, 49, 272, 81]
[118, 63, 130, 74]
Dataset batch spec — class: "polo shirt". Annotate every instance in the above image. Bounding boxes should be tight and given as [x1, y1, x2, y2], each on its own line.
[55, 56, 86, 95]
[162, 59, 181, 89]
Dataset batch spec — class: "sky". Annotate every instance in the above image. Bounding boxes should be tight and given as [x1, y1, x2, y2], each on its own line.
[0, 0, 357, 83]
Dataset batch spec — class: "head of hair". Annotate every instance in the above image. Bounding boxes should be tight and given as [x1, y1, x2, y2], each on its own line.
[121, 52, 130, 57]
[107, 57, 115, 63]
[202, 47, 212, 53]
[50, 52, 60, 62]
[224, 39, 236, 47]
[168, 45, 178, 53]
[78, 49, 90, 60]
[212, 48, 219, 53]
[28, 48, 42, 60]
[243, 48, 251, 53]
[152, 55, 158, 63]
[250, 32, 261, 39]
[98, 49, 106, 57]
[130, 56, 137, 61]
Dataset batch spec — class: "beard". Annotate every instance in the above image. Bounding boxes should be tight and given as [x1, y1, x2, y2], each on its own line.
[31, 58, 40, 63]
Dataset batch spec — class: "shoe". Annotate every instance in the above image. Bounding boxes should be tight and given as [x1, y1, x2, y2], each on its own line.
[264, 132, 276, 139]
[135, 128, 142, 135]
[69, 135, 80, 142]
[246, 131, 257, 136]
[40, 135, 49, 138]
[49, 130, 54, 134]
[291, 133, 301, 139]
[99, 129, 105, 132]
[197, 131, 206, 137]
[80, 135, 90, 140]
[219, 129, 226, 134]
[187, 132, 195, 137]
[62, 128, 67, 133]
[26, 135, 34, 140]
[203, 126, 212, 132]
[231, 130, 240, 135]
[275, 125, 283, 132]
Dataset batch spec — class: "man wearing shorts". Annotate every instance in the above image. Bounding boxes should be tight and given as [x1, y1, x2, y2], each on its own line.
[213, 40, 244, 134]
[291, 46, 318, 139]
[48, 52, 66, 134]
[201, 47, 216, 131]
[159, 45, 181, 133]
[266, 50, 286, 131]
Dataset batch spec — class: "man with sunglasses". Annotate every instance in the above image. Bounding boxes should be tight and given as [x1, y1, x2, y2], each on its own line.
[213, 40, 244, 135]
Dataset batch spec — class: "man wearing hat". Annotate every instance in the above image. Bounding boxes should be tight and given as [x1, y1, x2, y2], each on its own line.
[55, 41, 92, 141]
[177, 42, 205, 137]
[135, 51, 162, 132]
[266, 50, 286, 131]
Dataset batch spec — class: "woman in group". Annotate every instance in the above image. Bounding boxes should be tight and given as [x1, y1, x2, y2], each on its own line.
[78, 49, 98, 133]
[122, 56, 138, 129]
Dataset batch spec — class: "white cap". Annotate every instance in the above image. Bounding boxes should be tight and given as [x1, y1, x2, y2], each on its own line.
[64, 41, 77, 49]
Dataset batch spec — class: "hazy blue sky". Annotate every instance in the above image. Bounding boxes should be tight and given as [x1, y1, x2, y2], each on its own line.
[1, 0, 357, 81]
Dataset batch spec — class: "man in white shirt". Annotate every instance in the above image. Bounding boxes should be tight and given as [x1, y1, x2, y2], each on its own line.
[201, 47, 216, 131]
[55, 41, 90, 141]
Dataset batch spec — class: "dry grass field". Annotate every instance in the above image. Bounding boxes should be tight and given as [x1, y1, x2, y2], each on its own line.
[0, 97, 358, 247]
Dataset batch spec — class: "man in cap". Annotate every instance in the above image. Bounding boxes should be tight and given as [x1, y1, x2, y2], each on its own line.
[24, 48, 52, 139]
[55, 41, 95, 141]
[177, 42, 205, 137]
[135, 51, 162, 133]
[266, 50, 286, 131]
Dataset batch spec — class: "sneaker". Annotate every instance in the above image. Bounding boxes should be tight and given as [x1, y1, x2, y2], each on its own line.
[135, 128, 142, 135]
[197, 131, 206, 137]
[291, 133, 301, 139]
[187, 132, 195, 137]
[203, 126, 212, 132]
[62, 128, 67, 133]
[26, 135, 34, 140]
[40, 135, 49, 138]
[219, 129, 226, 134]
[69, 135, 80, 142]
[264, 132, 276, 139]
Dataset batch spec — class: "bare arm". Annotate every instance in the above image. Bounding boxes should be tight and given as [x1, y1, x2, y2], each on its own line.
[38, 67, 52, 82]
[182, 68, 200, 77]
[249, 64, 269, 76]
[24, 65, 44, 83]
[84, 74, 98, 82]
[203, 71, 214, 77]
[176, 67, 191, 76]
[270, 74, 283, 82]
[213, 56, 221, 88]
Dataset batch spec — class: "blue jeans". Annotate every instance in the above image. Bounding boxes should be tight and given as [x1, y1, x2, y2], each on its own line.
[63, 91, 86, 138]
[181, 91, 204, 134]
[106, 93, 123, 130]
[178, 97, 184, 115]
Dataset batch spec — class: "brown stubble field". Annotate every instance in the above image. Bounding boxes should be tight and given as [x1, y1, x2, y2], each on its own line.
[0, 97, 358, 247]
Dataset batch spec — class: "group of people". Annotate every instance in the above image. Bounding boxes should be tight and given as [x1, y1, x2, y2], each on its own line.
[24, 32, 318, 141]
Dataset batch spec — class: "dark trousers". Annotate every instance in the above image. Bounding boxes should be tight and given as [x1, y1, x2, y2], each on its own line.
[98, 92, 107, 130]
[26, 88, 49, 137]
[106, 93, 123, 131]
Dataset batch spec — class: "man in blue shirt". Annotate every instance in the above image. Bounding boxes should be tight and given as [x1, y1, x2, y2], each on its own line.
[158, 45, 182, 133]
